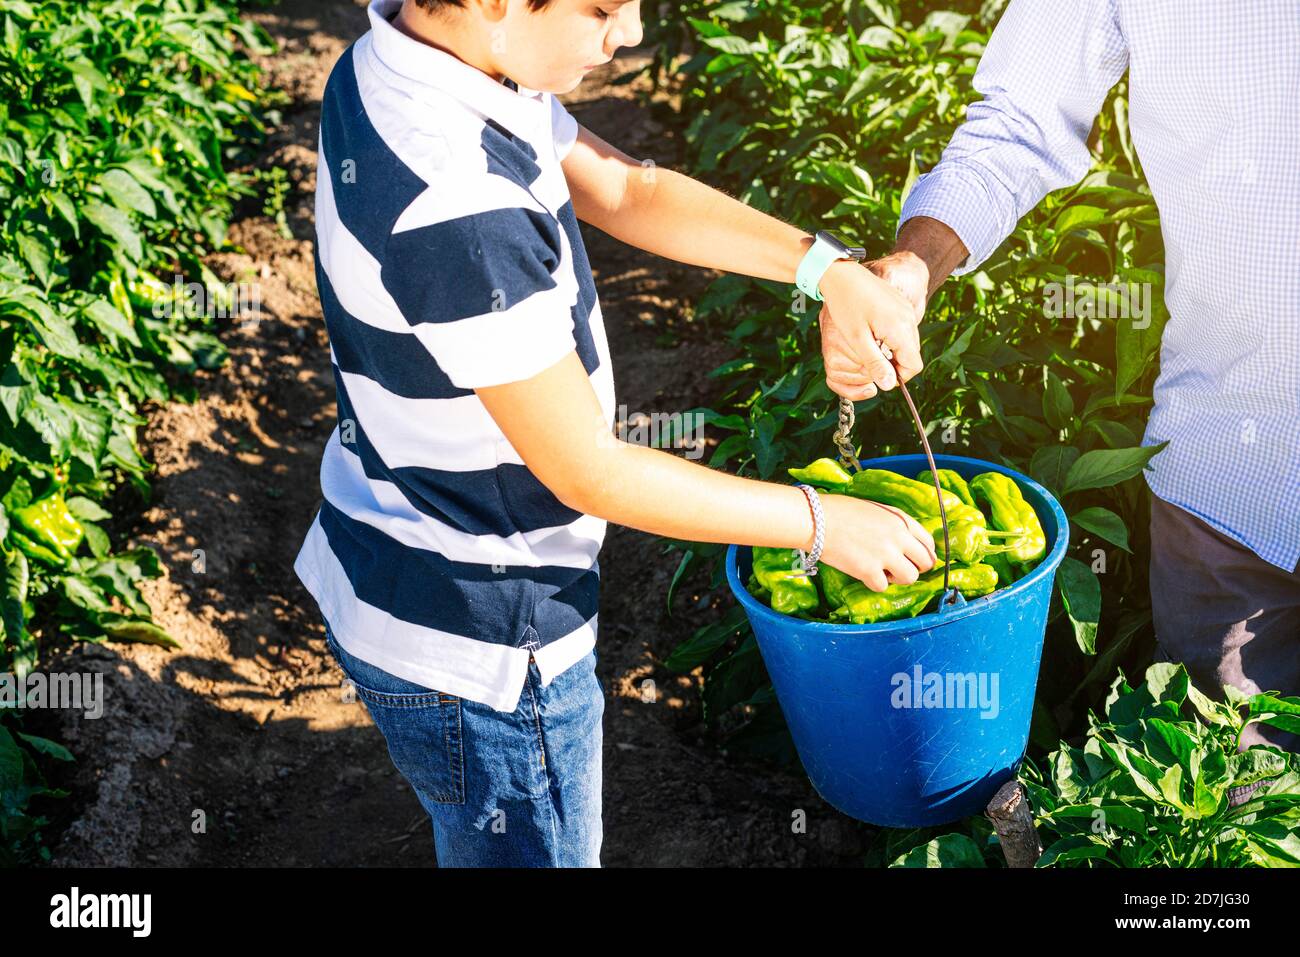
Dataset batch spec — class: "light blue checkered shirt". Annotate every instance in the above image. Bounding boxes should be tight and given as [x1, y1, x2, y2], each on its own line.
[901, 0, 1300, 572]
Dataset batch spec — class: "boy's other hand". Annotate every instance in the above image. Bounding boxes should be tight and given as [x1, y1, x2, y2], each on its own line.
[817, 493, 937, 591]
[817, 260, 922, 400]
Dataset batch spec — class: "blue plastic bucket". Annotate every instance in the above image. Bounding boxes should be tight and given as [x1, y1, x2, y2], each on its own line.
[725, 453, 1069, 827]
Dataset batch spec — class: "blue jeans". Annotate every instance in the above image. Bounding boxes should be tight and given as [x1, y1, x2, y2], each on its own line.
[323, 625, 604, 866]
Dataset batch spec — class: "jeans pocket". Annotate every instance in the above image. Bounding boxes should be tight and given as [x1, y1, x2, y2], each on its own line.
[325, 629, 466, 805]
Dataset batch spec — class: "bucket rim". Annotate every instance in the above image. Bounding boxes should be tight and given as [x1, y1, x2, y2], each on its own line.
[725, 453, 1070, 635]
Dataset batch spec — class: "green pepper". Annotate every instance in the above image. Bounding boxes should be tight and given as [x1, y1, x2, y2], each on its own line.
[786, 458, 853, 491]
[107, 269, 135, 321]
[969, 473, 1047, 564]
[1018, 557, 1042, 577]
[11, 530, 66, 567]
[751, 546, 820, 616]
[984, 551, 1020, 587]
[918, 515, 1020, 564]
[848, 469, 987, 526]
[926, 562, 1000, 598]
[816, 563, 854, 610]
[835, 577, 944, 624]
[12, 491, 84, 563]
[127, 270, 178, 312]
[915, 469, 977, 509]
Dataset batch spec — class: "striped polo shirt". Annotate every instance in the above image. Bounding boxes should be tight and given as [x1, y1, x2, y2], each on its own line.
[294, 0, 616, 711]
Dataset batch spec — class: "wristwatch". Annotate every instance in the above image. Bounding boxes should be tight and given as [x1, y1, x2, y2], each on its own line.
[795, 230, 867, 301]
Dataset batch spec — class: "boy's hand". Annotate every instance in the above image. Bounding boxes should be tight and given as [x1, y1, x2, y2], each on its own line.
[817, 260, 923, 401]
[816, 493, 937, 591]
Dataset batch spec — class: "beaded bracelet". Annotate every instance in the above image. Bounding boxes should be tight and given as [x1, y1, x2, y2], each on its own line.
[793, 483, 824, 576]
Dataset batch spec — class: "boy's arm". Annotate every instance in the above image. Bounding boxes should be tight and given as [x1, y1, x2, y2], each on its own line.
[474, 351, 935, 592]
[561, 124, 920, 393]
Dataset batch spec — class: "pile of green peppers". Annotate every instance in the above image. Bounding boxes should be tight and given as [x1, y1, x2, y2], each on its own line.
[746, 458, 1048, 624]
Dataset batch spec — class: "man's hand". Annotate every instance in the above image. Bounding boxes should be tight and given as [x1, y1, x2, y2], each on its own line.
[865, 250, 931, 325]
[818, 259, 922, 401]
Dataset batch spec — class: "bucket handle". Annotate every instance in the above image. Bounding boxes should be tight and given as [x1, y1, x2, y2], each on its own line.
[832, 343, 959, 608]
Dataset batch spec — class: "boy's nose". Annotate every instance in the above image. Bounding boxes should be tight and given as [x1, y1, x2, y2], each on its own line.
[612, 3, 643, 50]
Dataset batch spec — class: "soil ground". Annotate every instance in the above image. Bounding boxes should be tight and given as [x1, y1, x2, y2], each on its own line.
[35, 0, 872, 868]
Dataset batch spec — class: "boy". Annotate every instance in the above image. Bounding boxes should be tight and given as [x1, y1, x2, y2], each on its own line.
[295, 0, 935, 867]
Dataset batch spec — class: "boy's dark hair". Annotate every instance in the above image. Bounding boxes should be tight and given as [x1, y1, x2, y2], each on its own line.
[412, 0, 553, 12]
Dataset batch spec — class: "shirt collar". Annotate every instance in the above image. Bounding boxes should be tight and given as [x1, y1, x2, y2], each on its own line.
[365, 0, 547, 145]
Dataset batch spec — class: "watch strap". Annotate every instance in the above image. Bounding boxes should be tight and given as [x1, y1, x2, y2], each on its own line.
[795, 231, 866, 302]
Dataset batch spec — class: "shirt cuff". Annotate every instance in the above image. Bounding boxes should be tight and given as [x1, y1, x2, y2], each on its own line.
[898, 164, 1015, 277]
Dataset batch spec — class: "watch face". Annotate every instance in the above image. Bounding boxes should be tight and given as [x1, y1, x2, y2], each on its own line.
[816, 230, 852, 258]
[817, 229, 866, 261]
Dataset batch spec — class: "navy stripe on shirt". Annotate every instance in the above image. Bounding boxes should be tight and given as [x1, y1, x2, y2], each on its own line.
[319, 45, 428, 261]
[332, 363, 584, 536]
[317, 500, 600, 643]
[316, 259, 467, 401]
[383, 206, 563, 326]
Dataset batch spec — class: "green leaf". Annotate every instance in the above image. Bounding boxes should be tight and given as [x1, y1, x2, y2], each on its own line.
[1064, 444, 1164, 494]
[83, 521, 111, 558]
[1057, 557, 1101, 654]
[666, 549, 695, 615]
[1228, 749, 1287, 789]
[1247, 693, 1300, 736]
[1050, 747, 1089, 803]
[15, 234, 52, 287]
[0, 724, 24, 794]
[1240, 820, 1300, 866]
[83, 299, 142, 348]
[699, 33, 753, 55]
[1037, 835, 1112, 867]
[63, 60, 109, 109]
[65, 496, 112, 522]
[16, 733, 74, 762]
[1143, 717, 1196, 773]
[702, 633, 766, 720]
[1143, 662, 1188, 708]
[1069, 506, 1131, 553]
[663, 606, 747, 673]
[889, 833, 985, 868]
[1042, 372, 1074, 431]
[1112, 269, 1164, 400]
[60, 576, 111, 613]
[47, 192, 80, 239]
[1053, 204, 1108, 239]
[0, 136, 23, 169]
[861, 0, 897, 28]
[98, 168, 157, 218]
[83, 201, 142, 261]
[2, 547, 29, 654]
[1048, 801, 1147, 833]
[1029, 445, 1078, 494]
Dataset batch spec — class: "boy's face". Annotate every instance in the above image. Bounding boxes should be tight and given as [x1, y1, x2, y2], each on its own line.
[494, 0, 643, 93]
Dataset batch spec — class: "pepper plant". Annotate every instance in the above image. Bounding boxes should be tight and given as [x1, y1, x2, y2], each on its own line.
[0, 0, 273, 864]
[890, 663, 1300, 867]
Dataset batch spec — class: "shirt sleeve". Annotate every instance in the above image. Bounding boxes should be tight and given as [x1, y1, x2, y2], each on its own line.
[898, 0, 1130, 275]
[382, 205, 578, 389]
[550, 92, 580, 162]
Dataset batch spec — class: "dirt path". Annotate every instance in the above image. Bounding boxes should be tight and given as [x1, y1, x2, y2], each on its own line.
[38, 0, 870, 868]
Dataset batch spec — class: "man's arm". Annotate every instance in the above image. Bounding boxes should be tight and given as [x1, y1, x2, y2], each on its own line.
[883, 0, 1130, 308]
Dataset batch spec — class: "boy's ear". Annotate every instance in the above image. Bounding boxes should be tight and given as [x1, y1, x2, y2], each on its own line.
[467, 0, 510, 23]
